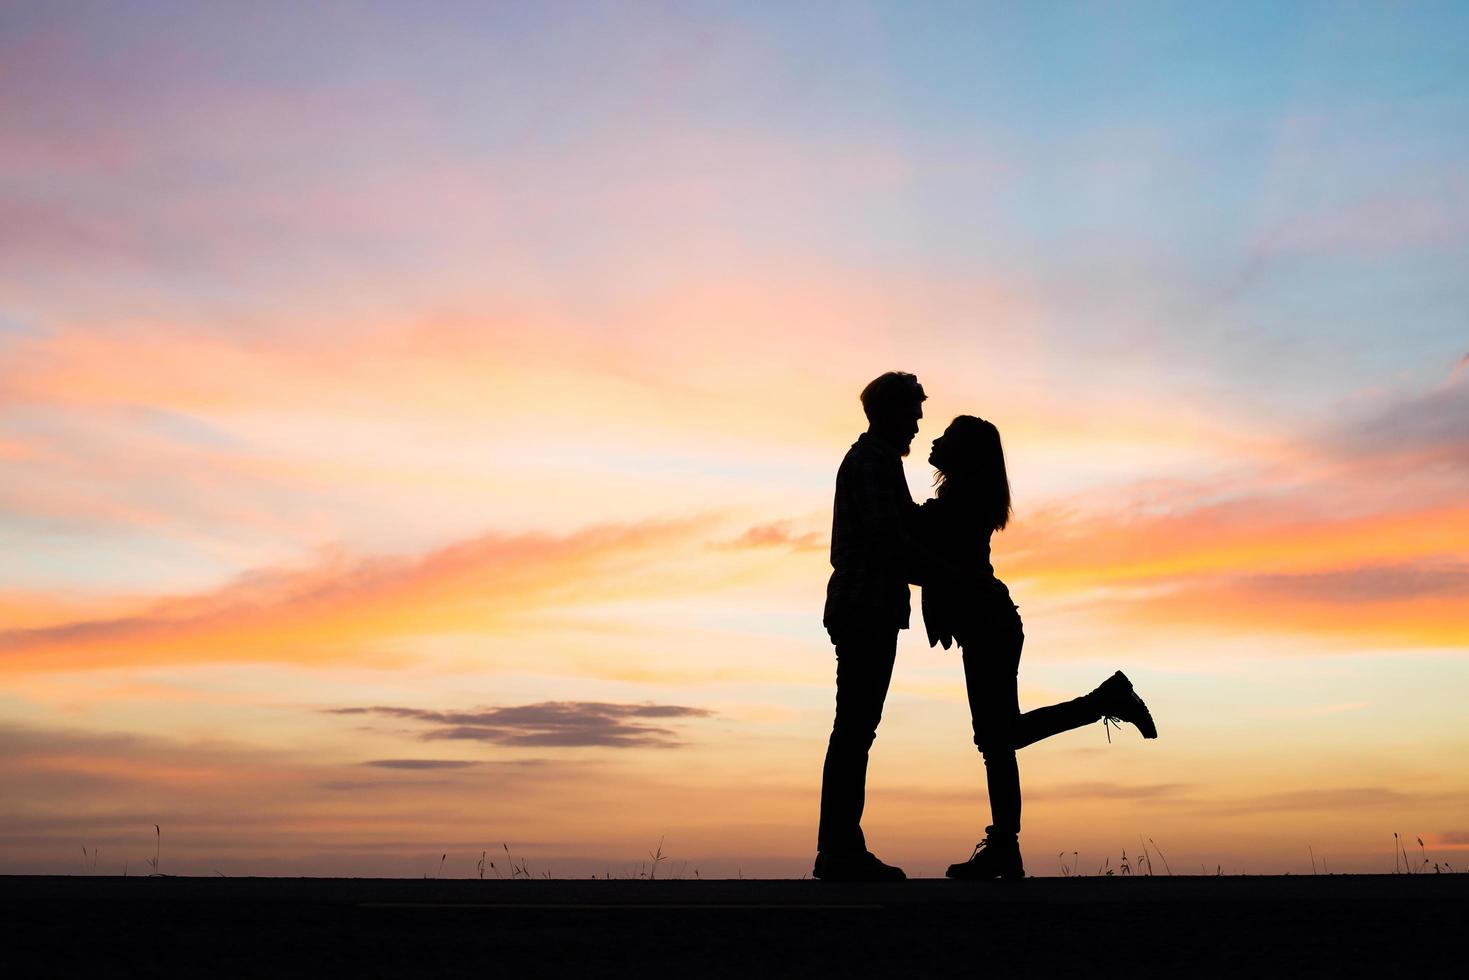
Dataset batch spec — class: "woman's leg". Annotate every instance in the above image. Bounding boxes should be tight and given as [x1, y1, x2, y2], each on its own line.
[967, 636, 1150, 763]
[1010, 690, 1104, 750]
[961, 627, 1023, 836]
[961, 613, 1112, 830]
[951, 624, 1027, 878]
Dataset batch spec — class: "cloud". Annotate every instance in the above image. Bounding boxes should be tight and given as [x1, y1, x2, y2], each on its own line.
[1253, 171, 1469, 258]
[0, 517, 718, 672]
[0, 722, 298, 801]
[329, 701, 713, 748]
[871, 780, 1188, 807]
[1200, 787, 1464, 818]
[1008, 492, 1469, 585]
[1239, 563, 1469, 603]
[994, 415, 1469, 647]
[0, 720, 616, 875]
[361, 759, 481, 770]
[0, 297, 917, 552]
[1083, 549, 1469, 648]
[998, 358, 1469, 588]
[1325, 366, 1469, 471]
[719, 520, 826, 552]
[1025, 781, 1189, 802]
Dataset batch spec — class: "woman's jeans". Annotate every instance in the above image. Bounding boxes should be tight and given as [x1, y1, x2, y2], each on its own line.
[961, 613, 1100, 836]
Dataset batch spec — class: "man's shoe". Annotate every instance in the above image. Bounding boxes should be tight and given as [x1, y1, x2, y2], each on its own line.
[946, 835, 1024, 880]
[1091, 670, 1158, 739]
[813, 850, 906, 882]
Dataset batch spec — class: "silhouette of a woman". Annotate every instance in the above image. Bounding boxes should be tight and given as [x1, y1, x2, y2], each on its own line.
[918, 415, 1158, 879]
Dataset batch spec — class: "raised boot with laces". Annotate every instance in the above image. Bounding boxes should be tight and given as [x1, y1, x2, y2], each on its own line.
[946, 832, 1024, 880]
[1090, 670, 1157, 740]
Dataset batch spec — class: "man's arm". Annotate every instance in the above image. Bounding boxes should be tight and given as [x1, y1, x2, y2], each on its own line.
[853, 452, 968, 588]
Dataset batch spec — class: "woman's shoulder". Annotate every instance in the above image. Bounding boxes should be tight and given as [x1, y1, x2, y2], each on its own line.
[915, 495, 946, 529]
[918, 494, 969, 527]
[923, 493, 996, 550]
[917, 495, 949, 515]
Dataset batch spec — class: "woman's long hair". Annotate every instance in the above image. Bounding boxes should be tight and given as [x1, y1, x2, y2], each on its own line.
[933, 415, 1012, 533]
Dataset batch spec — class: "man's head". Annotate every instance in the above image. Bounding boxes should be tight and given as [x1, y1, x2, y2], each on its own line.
[860, 371, 926, 456]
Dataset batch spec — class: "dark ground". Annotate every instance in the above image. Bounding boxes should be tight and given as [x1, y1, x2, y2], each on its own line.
[5, 874, 1463, 977]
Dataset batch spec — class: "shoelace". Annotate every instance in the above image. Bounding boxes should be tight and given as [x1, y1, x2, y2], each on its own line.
[1102, 714, 1122, 743]
[967, 837, 991, 862]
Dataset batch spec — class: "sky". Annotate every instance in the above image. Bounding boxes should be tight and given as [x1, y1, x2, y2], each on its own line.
[2, 0, 1467, 878]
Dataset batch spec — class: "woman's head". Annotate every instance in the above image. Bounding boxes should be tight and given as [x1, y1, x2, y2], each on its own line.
[929, 415, 1011, 532]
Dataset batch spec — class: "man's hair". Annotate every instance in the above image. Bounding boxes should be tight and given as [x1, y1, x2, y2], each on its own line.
[860, 371, 926, 424]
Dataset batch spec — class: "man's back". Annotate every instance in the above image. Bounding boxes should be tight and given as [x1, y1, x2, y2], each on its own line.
[823, 432, 915, 631]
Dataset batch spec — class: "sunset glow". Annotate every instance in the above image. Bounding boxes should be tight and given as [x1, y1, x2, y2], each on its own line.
[3, 1, 1467, 879]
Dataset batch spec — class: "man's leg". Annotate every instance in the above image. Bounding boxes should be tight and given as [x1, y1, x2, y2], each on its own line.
[817, 620, 899, 855]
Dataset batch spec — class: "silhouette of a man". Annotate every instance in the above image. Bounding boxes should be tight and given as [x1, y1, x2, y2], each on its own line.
[815, 371, 957, 881]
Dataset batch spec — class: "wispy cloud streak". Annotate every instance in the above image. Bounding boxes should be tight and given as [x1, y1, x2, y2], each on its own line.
[330, 702, 713, 748]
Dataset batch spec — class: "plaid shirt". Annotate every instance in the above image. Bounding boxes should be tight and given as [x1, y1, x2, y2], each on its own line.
[822, 432, 940, 631]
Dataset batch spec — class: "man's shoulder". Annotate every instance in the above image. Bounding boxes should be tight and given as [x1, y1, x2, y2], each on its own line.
[841, 434, 896, 469]
[834, 438, 869, 474]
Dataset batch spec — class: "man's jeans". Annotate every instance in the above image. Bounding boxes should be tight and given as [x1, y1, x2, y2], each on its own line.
[817, 618, 900, 855]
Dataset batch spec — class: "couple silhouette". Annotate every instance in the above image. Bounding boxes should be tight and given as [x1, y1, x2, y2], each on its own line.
[815, 372, 1158, 882]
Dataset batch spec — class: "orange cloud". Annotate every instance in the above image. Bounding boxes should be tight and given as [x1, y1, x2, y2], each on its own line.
[1102, 564, 1469, 647]
[993, 486, 1469, 647]
[719, 520, 826, 552]
[0, 518, 726, 673]
[0, 591, 137, 632]
[1007, 500, 1469, 585]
